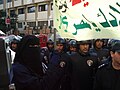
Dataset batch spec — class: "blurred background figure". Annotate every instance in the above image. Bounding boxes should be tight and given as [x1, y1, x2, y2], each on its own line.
[90, 39, 110, 64]
[12, 30, 22, 40]
[67, 39, 77, 55]
[9, 38, 20, 64]
[10, 39, 19, 52]
[40, 39, 54, 66]
[46, 39, 54, 52]
[102, 39, 109, 49]
[107, 39, 120, 50]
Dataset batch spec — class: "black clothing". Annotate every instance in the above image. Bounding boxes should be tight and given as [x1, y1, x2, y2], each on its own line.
[12, 35, 65, 90]
[67, 51, 76, 56]
[12, 62, 64, 90]
[90, 48, 110, 63]
[14, 35, 43, 76]
[40, 47, 54, 66]
[69, 52, 98, 90]
[50, 50, 71, 90]
[94, 60, 120, 90]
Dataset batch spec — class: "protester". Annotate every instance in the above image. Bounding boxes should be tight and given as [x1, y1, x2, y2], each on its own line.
[93, 41, 120, 90]
[12, 35, 66, 90]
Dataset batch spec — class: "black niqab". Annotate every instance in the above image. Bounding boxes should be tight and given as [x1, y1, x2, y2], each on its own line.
[14, 35, 44, 76]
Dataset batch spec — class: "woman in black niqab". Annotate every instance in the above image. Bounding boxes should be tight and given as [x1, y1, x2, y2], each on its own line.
[14, 35, 43, 76]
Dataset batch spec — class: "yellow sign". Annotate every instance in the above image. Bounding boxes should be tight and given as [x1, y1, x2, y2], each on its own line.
[53, 0, 120, 41]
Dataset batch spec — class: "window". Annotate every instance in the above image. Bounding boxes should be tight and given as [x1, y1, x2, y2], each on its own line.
[38, 21, 48, 27]
[18, 8, 24, 14]
[28, 6, 35, 13]
[51, 3, 53, 10]
[0, 0, 3, 4]
[0, 10, 6, 17]
[10, 10, 15, 17]
[27, 22, 36, 27]
[50, 20, 53, 26]
[7, 0, 11, 2]
[38, 4, 48, 12]
[18, 22, 22, 28]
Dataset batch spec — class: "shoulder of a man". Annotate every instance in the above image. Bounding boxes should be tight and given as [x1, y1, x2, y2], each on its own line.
[98, 60, 110, 69]
[89, 52, 97, 57]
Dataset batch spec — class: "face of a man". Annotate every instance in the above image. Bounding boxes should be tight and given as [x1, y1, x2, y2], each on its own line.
[48, 44, 54, 48]
[95, 40, 103, 49]
[70, 46, 76, 52]
[79, 43, 89, 54]
[11, 43, 17, 51]
[111, 51, 120, 65]
[56, 44, 64, 52]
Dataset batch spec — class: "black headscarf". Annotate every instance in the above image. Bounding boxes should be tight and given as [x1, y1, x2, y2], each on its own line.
[14, 35, 43, 76]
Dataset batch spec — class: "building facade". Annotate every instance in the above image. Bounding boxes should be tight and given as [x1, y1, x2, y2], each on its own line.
[0, 0, 53, 34]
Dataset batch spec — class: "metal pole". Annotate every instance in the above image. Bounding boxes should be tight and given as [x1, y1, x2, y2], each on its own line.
[6, 0, 8, 17]
[3, 0, 6, 10]
[54, 28, 56, 49]
[47, 1, 51, 27]
[6, 0, 8, 35]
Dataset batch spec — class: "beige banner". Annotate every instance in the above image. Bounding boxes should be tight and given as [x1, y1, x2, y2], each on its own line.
[53, 0, 120, 41]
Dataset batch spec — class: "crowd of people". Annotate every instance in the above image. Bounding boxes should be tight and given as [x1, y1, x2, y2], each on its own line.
[8, 31, 120, 90]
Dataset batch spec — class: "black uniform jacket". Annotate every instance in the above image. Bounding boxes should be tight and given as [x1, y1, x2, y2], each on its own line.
[70, 52, 98, 90]
[50, 50, 71, 90]
[94, 61, 120, 90]
[90, 48, 110, 62]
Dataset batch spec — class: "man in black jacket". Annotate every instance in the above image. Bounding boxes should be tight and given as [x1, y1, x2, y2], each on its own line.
[93, 41, 120, 90]
[90, 39, 110, 64]
[69, 40, 98, 90]
[50, 38, 71, 90]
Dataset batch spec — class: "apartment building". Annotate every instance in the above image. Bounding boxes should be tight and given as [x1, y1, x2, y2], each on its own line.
[0, 0, 53, 33]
